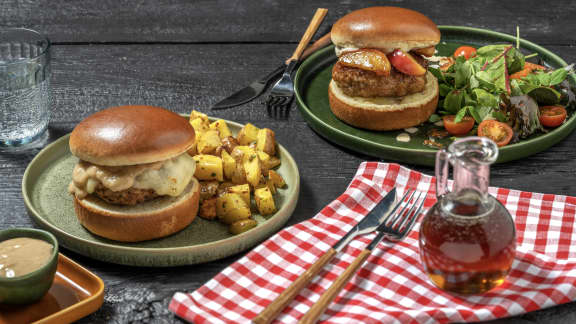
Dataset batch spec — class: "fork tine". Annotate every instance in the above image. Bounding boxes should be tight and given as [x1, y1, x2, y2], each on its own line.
[399, 194, 426, 238]
[395, 192, 424, 231]
[387, 189, 416, 228]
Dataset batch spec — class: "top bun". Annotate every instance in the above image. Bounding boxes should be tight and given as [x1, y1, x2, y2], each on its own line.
[331, 7, 440, 54]
[70, 105, 195, 166]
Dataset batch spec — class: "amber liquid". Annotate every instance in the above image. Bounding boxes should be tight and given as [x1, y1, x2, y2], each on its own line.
[419, 194, 516, 294]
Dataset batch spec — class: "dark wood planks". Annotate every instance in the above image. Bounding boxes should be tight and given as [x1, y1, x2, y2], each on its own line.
[0, 0, 574, 45]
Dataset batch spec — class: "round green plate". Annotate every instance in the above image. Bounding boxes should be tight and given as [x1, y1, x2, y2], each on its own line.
[295, 26, 576, 166]
[22, 118, 300, 267]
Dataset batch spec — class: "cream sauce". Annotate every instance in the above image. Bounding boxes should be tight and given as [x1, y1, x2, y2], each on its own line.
[69, 153, 196, 199]
[0, 238, 53, 278]
[396, 133, 411, 143]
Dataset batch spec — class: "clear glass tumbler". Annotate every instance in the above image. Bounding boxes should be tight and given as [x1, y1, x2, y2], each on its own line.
[0, 28, 51, 149]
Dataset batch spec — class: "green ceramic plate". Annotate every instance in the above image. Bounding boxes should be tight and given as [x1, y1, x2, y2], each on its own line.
[22, 118, 300, 267]
[295, 26, 576, 165]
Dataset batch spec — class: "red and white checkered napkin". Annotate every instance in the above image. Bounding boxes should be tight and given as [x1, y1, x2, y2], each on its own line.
[170, 162, 576, 323]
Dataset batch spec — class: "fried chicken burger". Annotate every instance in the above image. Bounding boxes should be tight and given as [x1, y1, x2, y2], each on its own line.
[68, 105, 200, 242]
[329, 7, 440, 130]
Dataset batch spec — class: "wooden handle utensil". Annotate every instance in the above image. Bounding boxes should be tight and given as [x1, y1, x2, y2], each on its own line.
[288, 8, 328, 63]
[287, 32, 331, 64]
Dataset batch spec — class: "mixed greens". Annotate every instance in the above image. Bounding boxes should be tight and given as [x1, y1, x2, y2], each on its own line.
[428, 42, 575, 144]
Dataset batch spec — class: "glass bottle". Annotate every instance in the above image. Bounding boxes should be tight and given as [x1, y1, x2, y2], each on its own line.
[419, 137, 516, 294]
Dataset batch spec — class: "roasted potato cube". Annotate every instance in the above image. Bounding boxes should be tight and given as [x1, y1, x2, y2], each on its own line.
[217, 182, 235, 195]
[237, 123, 260, 145]
[255, 187, 276, 215]
[193, 155, 224, 181]
[266, 178, 277, 194]
[221, 150, 236, 179]
[257, 151, 271, 174]
[229, 219, 258, 235]
[197, 130, 221, 155]
[216, 193, 251, 224]
[221, 136, 239, 154]
[190, 110, 209, 122]
[243, 151, 262, 187]
[231, 145, 253, 160]
[231, 158, 247, 184]
[226, 184, 250, 205]
[210, 119, 232, 138]
[199, 181, 219, 201]
[266, 156, 281, 170]
[268, 170, 286, 188]
[199, 198, 217, 220]
[257, 128, 276, 156]
[190, 117, 210, 136]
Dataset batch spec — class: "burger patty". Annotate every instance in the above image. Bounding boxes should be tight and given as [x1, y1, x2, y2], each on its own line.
[93, 185, 161, 206]
[332, 55, 428, 98]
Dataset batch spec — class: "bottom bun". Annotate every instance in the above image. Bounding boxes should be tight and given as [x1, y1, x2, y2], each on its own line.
[73, 178, 200, 242]
[328, 71, 439, 131]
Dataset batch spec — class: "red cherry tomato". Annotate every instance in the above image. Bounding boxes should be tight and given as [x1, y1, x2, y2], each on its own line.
[453, 46, 477, 60]
[539, 105, 567, 128]
[477, 120, 513, 147]
[443, 115, 475, 136]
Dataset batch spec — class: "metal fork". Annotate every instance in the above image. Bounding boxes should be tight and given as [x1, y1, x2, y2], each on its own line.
[266, 8, 328, 109]
[299, 189, 426, 324]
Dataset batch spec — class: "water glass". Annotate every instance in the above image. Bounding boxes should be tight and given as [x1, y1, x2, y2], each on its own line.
[0, 28, 51, 149]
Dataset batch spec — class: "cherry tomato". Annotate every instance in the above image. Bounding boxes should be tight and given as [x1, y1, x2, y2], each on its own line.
[539, 105, 567, 128]
[477, 120, 514, 147]
[443, 115, 475, 136]
[453, 46, 477, 60]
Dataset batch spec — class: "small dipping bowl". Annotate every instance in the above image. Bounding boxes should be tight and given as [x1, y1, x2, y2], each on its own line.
[0, 228, 58, 304]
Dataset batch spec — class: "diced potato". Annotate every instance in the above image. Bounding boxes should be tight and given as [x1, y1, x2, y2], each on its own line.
[190, 110, 209, 122]
[221, 150, 236, 180]
[266, 178, 277, 194]
[243, 151, 262, 187]
[199, 181, 219, 201]
[257, 151, 270, 174]
[231, 145, 253, 160]
[266, 156, 281, 170]
[217, 182, 235, 195]
[229, 219, 258, 235]
[199, 198, 217, 220]
[197, 129, 221, 155]
[254, 187, 276, 215]
[237, 123, 260, 145]
[257, 128, 276, 156]
[221, 136, 239, 154]
[210, 119, 232, 138]
[226, 184, 250, 205]
[190, 117, 210, 136]
[231, 159, 247, 184]
[268, 170, 286, 188]
[216, 193, 251, 224]
[193, 155, 224, 181]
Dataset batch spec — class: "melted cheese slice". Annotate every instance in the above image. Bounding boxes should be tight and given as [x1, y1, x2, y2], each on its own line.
[133, 153, 196, 196]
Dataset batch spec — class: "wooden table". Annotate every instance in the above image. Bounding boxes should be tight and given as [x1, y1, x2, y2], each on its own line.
[2, 1, 575, 322]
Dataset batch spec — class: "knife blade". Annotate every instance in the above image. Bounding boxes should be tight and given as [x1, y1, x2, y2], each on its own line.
[253, 188, 397, 324]
[211, 32, 332, 110]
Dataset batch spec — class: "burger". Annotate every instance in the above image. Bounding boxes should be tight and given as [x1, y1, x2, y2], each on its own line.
[328, 7, 440, 131]
[68, 105, 200, 242]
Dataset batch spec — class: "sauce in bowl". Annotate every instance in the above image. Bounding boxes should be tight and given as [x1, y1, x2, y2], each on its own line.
[0, 238, 53, 278]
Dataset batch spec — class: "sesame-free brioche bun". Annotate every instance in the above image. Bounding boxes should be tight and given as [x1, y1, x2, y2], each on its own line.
[70, 105, 195, 166]
[73, 178, 199, 242]
[331, 7, 440, 54]
[328, 71, 439, 131]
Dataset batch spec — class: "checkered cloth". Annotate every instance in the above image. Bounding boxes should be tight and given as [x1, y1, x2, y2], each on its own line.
[170, 162, 576, 323]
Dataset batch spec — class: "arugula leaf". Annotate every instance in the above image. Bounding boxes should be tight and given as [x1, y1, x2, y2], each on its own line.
[439, 84, 453, 97]
[493, 111, 508, 122]
[455, 60, 474, 89]
[454, 106, 472, 123]
[510, 79, 524, 96]
[475, 54, 508, 93]
[443, 89, 465, 114]
[550, 68, 568, 85]
[468, 106, 482, 123]
[472, 88, 499, 108]
[428, 67, 445, 83]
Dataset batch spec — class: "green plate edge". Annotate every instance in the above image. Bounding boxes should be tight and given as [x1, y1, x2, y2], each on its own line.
[294, 25, 576, 166]
[21, 118, 300, 267]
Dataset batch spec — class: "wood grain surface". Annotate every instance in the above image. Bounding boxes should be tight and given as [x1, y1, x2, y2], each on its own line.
[1, 0, 576, 323]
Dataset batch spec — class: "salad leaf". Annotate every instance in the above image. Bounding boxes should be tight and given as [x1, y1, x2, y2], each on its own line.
[444, 89, 465, 114]
[472, 88, 499, 108]
[428, 114, 441, 123]
[439, 83, 453, 97]
[550, 68, 568, 86]
[476, 44, 524, 73]
[454, 106, 471, 123]
[455, 59, 474, 89]
[475, 54, 507, 93]
[509, 95, 544, 138]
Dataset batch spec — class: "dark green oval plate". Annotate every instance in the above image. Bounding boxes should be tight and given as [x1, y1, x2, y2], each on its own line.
[22, 118, 300, 267]
[295, 26, 576, 166]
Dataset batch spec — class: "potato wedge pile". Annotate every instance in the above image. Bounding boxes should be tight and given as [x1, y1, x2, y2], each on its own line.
[188, 110, 286, 235]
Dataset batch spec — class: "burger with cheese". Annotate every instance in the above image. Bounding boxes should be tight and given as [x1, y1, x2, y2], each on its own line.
[68, 105, 200, 242]
[329, 7, 440, 130]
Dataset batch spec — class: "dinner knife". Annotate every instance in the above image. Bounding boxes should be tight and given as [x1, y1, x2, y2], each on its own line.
[253, 188, 397, 324]
[211, 32, 332, 110]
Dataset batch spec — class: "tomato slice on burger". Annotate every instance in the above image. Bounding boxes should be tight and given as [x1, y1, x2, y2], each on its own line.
[477, 120, 513, 147]
[539, 105, 567, 128]
[443, 115, 475, 136]
[453, 46, 477, 60]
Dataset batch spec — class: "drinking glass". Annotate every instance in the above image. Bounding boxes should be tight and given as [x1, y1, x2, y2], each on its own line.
[0, 28, 51, 150]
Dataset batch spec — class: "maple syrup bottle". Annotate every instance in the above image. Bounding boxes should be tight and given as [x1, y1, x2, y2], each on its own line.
[419, 137, 516, 294]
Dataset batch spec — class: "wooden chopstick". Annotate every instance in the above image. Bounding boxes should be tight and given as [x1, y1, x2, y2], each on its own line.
[288, 8, 328, 63]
